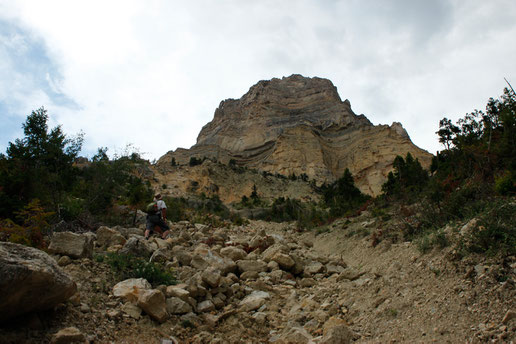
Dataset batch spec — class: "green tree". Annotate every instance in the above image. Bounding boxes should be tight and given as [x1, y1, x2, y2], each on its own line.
[2, 107, 83, 218]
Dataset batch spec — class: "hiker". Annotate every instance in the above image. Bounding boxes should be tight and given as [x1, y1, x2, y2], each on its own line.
[144, 194, 170, 240]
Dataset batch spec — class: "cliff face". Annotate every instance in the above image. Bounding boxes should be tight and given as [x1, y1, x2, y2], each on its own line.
[158, 74, 432, 196]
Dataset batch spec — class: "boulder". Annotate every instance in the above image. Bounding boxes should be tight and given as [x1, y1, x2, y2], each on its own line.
[197, 300, 216, 313]
[239, 291, 270, 312]
[137, 289, 168, 323]
[121, 302, 142, 319]
[166, 285, 190, 301]
[51, 327, 85, 344]
[271, 252, 296, 270]
[96, 226, 126, 248]
[150, 248, 173, 263]
[166, 297, 193, 315]
[119, 237, 154, 258]
[277, 326, 313, 344]
[201, 267, 221, 288]
[220, 246, 248, 261]
[237, 259, 268, 273]
[113, 278, 151, 303]
[48, 231, 94, 259]
[0, 242, 77, 322]
[304, 261, 324, 275]
[320, 317, 353, 344]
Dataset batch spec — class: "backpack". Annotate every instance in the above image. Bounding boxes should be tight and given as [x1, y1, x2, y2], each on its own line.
[146, 201, 158, 215]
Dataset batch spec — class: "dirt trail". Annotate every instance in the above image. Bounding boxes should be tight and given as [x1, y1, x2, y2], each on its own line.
[301, 217, 515, 343]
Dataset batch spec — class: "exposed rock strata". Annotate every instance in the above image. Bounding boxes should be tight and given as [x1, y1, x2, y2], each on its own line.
[157, 74, 432, 196]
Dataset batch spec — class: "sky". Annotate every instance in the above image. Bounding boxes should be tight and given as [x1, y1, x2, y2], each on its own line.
[1, 0, 515, 161]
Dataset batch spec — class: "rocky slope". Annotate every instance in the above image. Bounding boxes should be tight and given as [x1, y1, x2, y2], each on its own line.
[1, 212, 514, 343]
[157, 75, 433, 196]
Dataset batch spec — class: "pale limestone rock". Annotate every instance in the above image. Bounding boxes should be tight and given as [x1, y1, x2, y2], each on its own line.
[197, 300, 215, 313]
[48, 232, 94, 259]
[96, 226, 126, 248]
[137, 289, 168, 323]
[304, 261, 325, 275]
[220, 246, 248, 261]
[166, 285, 190, 301]
[0, 242, 77, 322]
[237, 259, 268, 273]
[156, 75, 432, 198]
[121, 302, 142, 319]
[113, 278, 151, 303]
[320, 317, 353, 344]
[119, 237, 154, 258]
[166, 297, 193, 315]
[271, 252, 296, 270]
[239, 291, 270, 312]
[201, 267, 221, 288]
[51, 327, 85, 344]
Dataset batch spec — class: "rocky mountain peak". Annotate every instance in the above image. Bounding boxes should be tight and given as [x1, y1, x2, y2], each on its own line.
[158, 75, 432, 197]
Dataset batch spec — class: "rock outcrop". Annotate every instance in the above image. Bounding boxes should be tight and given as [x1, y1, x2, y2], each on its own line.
[157, 74, 432, 196]
[0, 242, 77, 322]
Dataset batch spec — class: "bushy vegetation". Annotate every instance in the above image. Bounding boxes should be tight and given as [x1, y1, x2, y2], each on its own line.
[321, 168, 371, 218]
[382, 86, 516, 256]
[97, 253, 176, 287]
[0, 107, 154, 241]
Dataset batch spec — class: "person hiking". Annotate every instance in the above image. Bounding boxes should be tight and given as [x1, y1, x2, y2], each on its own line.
[144, 193, 170, 240]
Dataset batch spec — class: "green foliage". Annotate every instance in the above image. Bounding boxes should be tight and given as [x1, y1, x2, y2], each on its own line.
[0, 199, 53, 248]
[102, 253, 176, 287]
[1, 107, 83, 218]
[322, 169, 370, 217]
[381, 153, 429, 200]
[466, 200, 516, 256]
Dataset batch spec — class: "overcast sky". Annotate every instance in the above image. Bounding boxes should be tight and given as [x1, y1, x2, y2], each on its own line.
[1, 1, 515, 161]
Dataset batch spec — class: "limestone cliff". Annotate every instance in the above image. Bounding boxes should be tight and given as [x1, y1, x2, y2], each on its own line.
[157, 74, 432, 196]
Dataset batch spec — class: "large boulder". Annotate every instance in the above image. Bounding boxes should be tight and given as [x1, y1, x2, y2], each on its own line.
[113, 278, 151, 303]
[137, 289, 168, 323]
[0, 242, 77, 322]
[119, 237, 154, 258]
[48, 231, 94, 259]
[96, 226, 126, 248]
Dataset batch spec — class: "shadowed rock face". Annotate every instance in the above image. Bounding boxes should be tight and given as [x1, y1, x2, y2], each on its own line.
[159, 74, 432, 196]
[0, 242, 77, 322]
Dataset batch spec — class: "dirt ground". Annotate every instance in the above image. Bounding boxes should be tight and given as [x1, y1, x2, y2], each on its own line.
[1, 215, 514, 343]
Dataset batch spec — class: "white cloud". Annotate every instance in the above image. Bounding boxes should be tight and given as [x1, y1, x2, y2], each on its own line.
[1, 0, 515, 159]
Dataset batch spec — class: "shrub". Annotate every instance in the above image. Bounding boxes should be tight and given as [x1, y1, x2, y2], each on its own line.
[466, 200, 516, 256]
[0, 199, 53, 248]
[102, 253, 177, 287]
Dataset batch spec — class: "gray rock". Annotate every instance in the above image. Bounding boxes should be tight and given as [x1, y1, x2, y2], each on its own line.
[48, 231, 94, 259]
[96, 226, 126, 248]
[51, 327, 85, 344]
[166, 297, 193, 314]
[220, 246, 248, 261]
[113, 278, 151, 303]
[304, 261, 324, 275]
[119, 237, 154, 258]
[121, 302, 142, 319]
[272, 252, 296, 270]
[201, 268, 221, 288]
[237, 259, 268, 273]
[137, 289, 168, 323]
[150, 248, 173, 263]
[0, 242, 77, 322]
[197, 300, 216, 313]
[320, 318, 353, 344]
[239, 291, 270, 312]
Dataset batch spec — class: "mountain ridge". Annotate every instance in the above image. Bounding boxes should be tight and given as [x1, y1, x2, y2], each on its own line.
[157, 74, 432, 196]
